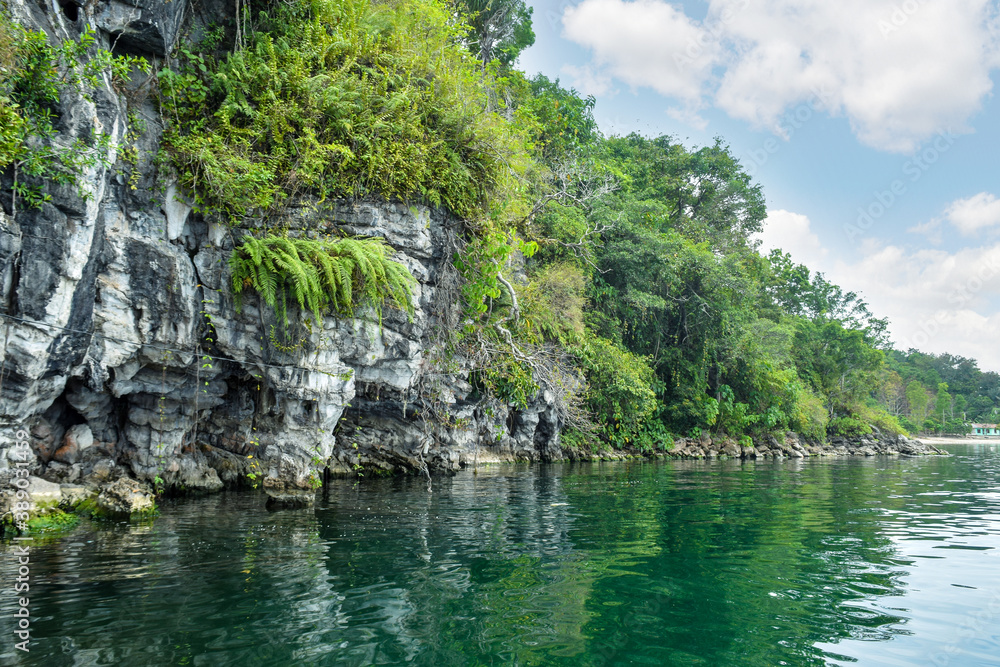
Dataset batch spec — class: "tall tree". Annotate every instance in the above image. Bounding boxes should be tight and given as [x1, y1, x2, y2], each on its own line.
[906, 381, 929, 424]
[934, 382, 952, 424]
[953, 394, 968, 422]
[461, 0, 535, 66]
[877, 370, 907, 416]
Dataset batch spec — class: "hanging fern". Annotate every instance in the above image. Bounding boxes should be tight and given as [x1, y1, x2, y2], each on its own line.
[230, 234, 415, 326]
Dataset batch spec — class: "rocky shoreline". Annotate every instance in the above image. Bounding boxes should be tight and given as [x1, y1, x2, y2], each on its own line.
[627, 430, 945, 461]
[1, 429, 946, 531]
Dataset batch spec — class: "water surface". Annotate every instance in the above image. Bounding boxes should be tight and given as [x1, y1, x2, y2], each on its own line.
[2, 444, 999, 666]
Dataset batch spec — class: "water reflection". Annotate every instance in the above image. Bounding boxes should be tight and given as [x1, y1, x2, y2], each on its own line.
[0, 449, 997, 666]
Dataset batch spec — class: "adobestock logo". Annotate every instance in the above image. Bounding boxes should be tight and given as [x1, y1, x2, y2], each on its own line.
[947, 252, 1000, 308]
[674, 0, 751, 73]
[878, 0, 926, 39]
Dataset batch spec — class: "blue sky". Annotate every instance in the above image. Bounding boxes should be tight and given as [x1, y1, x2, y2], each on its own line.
[517, 0, 1000, 371]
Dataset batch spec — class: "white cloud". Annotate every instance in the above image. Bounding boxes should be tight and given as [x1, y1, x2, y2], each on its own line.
[944, 192, 1000, 235]
[759, 209, 1000, 371]
[826, 241, 1000, 370]
[560, 64, 615, 97]
[562, 0, 1000, 152]
[664, 103, 708, 130]
[562, 0, 717, 103]
[907, 218, 943, 244]
[756, 209, 829, 268]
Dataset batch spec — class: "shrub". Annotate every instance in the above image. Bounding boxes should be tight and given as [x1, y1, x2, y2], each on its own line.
[159, 0, 529, 225]
[827, 404, 906, 438]
[0, 14, 147, 208]
[791, 385, 828, 440]
[857, 404, 907, 436]
[828, 415, 871, 437]
[519, 262, 586, 344]
[573, 333, 658, 447]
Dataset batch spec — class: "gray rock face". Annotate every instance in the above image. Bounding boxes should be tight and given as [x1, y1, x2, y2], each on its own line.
[59, 484, 95, 508]
[27, 476, 62, 507]
[0, 0, 566, 502]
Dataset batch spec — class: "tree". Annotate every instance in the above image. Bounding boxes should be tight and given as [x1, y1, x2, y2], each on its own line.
[877, 370, 907, 416]
[934, 382, 952, 426]
[791, 319, 883, 416]
[906, 381, 929, 426]
[461, 0, 535, 66]
[953, 394, 968, 422]
[765, 250, 889, 346]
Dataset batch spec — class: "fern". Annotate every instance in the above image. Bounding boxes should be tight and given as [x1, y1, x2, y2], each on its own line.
[158, 0, 525, 225]
[230, 234, 415, 327]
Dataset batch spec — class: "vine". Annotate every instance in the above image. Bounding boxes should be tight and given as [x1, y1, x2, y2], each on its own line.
[0, 14, 149, 211]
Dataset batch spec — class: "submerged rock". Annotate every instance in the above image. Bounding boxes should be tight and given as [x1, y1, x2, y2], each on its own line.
[95, 478, 156, 517]
[264, 490, 317, 510]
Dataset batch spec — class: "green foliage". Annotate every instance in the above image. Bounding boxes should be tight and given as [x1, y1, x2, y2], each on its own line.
[886, 349, 999, 431]
[592, 134, 767, 251]
[521, 74, 598, 159]
[764, 250, 889, 345]
[827, 404, 905, 438]
[230, 234, 415, 326]
[519, 262, 586, 344]
[790, 386, 828, 440]
[159, 0, 529, 224]
[864, 406, 907, 436]
[472, 348, 538, 410]
[905, 379, 930, 424]
[828, 415, 872, 438]
[25, 508, 80, 534]
[453, 230, 516, 319]
[791, 319, 884, 413]
[460, 0, 535, 66]
[573, 333, 658, 447]
[0, 14, 148, 208]
[934, 382, 952, 423]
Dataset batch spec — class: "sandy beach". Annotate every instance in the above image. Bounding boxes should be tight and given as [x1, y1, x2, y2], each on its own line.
[916, 436, 1000, 446]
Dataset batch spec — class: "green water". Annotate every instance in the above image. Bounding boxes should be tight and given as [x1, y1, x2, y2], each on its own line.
[2, 444, 999, 666]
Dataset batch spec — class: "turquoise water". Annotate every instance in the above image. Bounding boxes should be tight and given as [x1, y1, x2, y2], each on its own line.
[2, 444, 999, 666]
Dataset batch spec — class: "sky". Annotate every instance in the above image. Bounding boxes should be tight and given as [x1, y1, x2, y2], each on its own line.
[516, 0, 1000, 371]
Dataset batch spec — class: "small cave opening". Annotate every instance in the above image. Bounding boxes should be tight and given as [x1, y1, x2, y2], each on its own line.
[58, 0, 79, 22]
[32, 394, 87, 463]
[45, 395, 87, 432]
[109, 24, 166, 60]
[507, 409, 520, 435]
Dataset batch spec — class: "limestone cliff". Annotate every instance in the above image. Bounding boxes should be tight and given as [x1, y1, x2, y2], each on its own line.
[0, 0, 566, 504]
